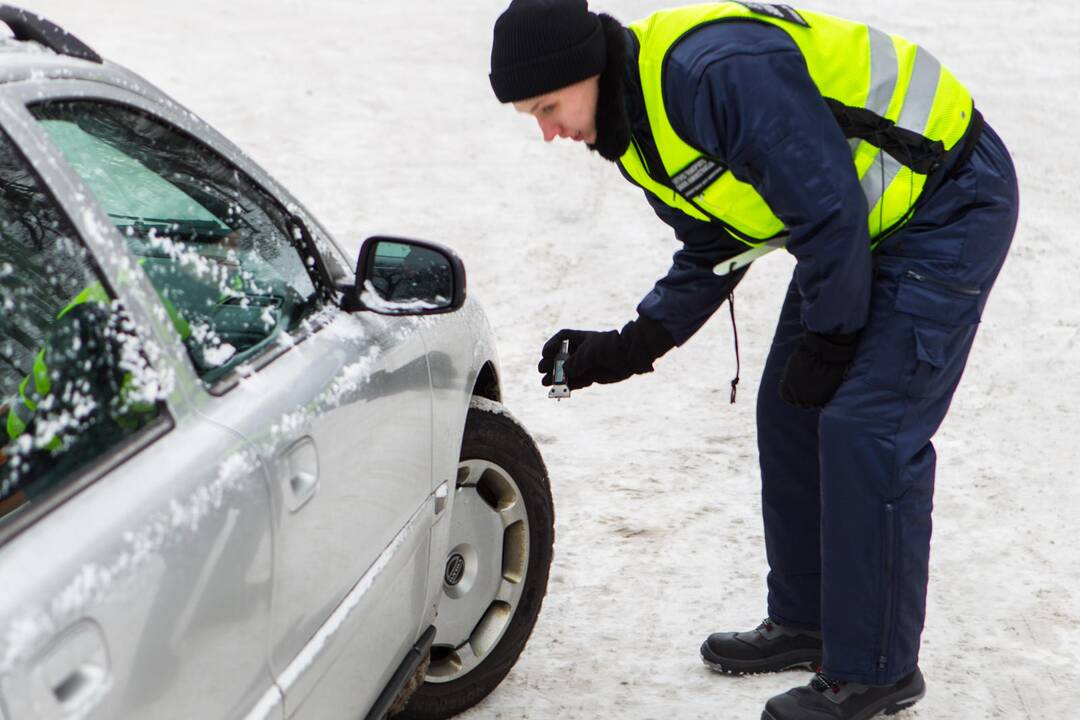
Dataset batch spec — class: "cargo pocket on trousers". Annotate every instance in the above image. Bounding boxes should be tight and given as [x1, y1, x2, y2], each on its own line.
[896, 271, 982, 399]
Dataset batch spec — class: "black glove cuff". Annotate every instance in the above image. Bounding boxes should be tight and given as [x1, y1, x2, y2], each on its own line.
[619, 314, 676, 373]
[802, 331, 858, 365]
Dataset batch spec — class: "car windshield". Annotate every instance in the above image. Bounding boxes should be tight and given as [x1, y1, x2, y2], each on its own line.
[35, 119, 228, 233]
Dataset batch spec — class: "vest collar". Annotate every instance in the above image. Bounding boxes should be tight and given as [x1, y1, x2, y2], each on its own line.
[618, 30, 671, 185]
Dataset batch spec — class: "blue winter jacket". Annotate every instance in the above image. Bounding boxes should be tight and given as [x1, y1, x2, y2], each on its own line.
[630, 21, 873, 344]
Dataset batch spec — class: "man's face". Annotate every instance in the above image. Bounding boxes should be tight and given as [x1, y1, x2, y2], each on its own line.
[512, 75, 600, 144]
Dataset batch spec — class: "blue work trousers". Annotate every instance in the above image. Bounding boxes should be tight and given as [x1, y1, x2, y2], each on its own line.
[756, 124, 1019, 685]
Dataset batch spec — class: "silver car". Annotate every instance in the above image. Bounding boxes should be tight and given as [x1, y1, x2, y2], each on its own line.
[0, 7, 553, 720]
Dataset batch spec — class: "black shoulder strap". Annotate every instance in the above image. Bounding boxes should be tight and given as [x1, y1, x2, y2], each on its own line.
[825, 98, 946, 174]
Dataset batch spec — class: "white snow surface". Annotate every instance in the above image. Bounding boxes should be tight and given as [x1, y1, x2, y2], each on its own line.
[24, 1, 1080, 717]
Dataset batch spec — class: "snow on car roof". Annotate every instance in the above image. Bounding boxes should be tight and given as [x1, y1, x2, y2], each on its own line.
[0, 39, 110, 84]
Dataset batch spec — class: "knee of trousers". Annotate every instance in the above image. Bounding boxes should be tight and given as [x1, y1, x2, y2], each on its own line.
[818, 385, 909, 497]
[818, 385, 937, 555]
[820, 378, 943, 496]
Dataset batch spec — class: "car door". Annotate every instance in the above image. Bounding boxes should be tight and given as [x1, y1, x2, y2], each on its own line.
[0, 106, 280, 720]
[21, 83, 438, 718]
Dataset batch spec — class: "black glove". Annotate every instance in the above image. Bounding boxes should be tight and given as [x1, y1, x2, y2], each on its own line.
[538, 315, 675, 391]
[779, 331, 859, 409]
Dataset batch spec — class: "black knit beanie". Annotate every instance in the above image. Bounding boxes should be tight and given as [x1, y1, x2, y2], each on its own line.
[490, 0, 607, 103]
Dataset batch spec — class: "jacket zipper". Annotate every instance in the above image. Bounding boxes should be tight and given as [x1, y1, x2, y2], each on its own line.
[877, 502, 897, 673]
[905, 269, 981, 297]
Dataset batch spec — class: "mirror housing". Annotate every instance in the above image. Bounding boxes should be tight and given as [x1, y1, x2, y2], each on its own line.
[343, 236, 466, 315]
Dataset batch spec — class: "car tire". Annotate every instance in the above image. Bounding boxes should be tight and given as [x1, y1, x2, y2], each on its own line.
[396, 397, 554, 719]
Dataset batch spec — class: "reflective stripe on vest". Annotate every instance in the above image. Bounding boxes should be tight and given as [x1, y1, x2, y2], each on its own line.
[859, 46, 941, 216]
[618, 2, 975, 246]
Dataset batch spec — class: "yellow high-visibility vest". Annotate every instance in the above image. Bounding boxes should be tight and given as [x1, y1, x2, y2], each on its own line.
[619, 2, 975, 246]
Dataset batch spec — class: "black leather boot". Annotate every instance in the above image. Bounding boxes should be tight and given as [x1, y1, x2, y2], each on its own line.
[761, 668, 926, 719]
[701, 618, 822, 675]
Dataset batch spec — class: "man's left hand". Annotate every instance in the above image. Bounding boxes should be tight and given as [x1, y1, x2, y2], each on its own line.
[779, 331, 858, 409]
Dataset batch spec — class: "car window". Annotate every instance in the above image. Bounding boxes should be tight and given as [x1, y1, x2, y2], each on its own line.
[0, 129, 163, 527]
[31, 101, 322, 384]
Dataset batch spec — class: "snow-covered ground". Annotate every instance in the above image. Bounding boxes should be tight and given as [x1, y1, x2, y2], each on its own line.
[28, 0, 1080, 717]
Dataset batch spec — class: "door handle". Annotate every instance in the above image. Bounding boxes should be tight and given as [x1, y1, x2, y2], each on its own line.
[289, 471, 318, 506]
[282, 437, 319, 512]
[44, 621, 109, 715]
[0, 619, 111, 719]
[51, 664, 106, 709]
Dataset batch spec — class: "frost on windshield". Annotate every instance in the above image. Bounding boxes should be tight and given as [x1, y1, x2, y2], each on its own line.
[0, 127, 169, 525]
[32, 100, 325, 385]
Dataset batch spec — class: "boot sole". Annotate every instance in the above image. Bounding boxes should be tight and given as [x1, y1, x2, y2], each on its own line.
[759, 682, 926, 720]
[700, 641, 822, 676]
[883, 684, 926, 716]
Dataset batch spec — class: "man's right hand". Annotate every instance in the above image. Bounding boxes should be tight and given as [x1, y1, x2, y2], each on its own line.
[538, 316, 675, 391]
[539, 329, 620, 391]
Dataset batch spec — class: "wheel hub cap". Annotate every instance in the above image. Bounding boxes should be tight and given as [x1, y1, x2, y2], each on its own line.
[427, 459, 530, 683]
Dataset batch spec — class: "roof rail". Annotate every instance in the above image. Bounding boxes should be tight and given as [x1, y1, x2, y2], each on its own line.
[0, 5, 101, 64]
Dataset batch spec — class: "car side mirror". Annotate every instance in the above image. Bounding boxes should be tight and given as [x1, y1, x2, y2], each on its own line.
[345, 236, 466, 315]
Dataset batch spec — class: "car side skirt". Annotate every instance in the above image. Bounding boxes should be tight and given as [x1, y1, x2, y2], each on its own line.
[364, 626, 437, 720]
